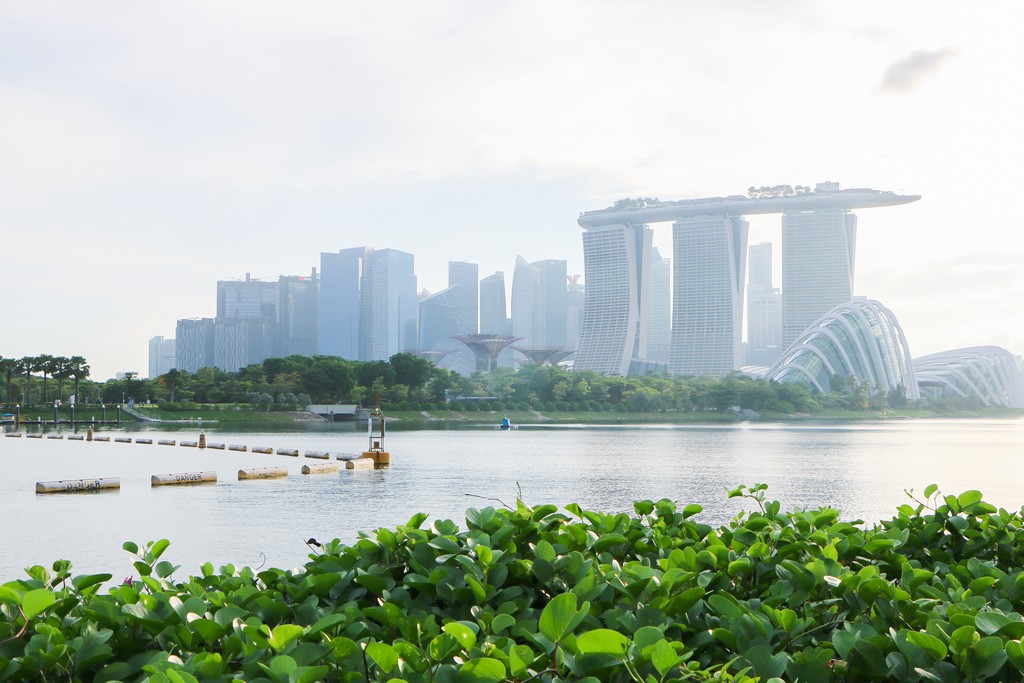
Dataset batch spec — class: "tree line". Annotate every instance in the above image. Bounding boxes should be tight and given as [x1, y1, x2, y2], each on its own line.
[3, 351, 959, 415]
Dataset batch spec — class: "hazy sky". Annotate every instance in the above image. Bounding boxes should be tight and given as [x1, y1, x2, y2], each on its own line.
[2, 1, 1021, 380]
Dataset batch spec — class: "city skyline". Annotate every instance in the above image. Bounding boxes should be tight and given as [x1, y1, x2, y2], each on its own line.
[2, 2, 1022, 379]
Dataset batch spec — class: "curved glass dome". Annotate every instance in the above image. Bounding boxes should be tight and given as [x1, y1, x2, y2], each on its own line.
[913, 346, 1024, 408]
[766, 298, 918, 398]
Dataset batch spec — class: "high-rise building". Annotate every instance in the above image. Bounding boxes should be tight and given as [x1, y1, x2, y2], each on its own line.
[175, 318, 215, 372]
[448, 262, 479, 335]
[147, 336, 176, 378]
[319, 248, 366, 360]
[646, 248, 671, 363]
[566, 275, 585, 354]
[479, 272, 509, 336]
[781, 206, 857, 348]
[746, 242, 781, 367]
[479, 271, 514, 368]
[418, 286, 461, 352]
[361, 248, 418, 361]
[511, 256, 567, 353]
[670, 215, 748, 377]
[216, 274, 278, 368]
[277, 271, 318, 358]
[574, 224, 653, 376]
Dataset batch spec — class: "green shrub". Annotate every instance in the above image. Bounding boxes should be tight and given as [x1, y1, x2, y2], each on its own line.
[5, 485, 1024, 681]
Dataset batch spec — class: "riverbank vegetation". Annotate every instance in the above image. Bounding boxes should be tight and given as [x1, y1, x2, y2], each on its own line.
[4, 352, 1011, 426]
[4, 486, 1024, 681]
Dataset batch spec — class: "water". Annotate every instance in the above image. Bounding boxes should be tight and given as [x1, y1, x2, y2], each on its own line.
[1, 418, 1022, 582]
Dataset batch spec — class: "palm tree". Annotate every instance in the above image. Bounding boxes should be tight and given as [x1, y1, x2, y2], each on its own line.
[53, 356, 72, 402]
[35, 354, 55, 404]
[0, 357, 17, 403]
[68, 356, 90, 403]
[19, 356, 36, 405]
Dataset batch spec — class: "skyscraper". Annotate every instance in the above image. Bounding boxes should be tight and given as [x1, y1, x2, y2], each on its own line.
[746, 242, 781, 367]
[277, 271, 318, 358]
[319, 248, 366, 359]
[418, 286, 461, 352]
[361, 248, 417, 361]
[646, 248, 671, 364]
[565, 275, 585, 354]
[175, 318, 215, 372]
[147, 336, 176, 378]
[216, 274, 277, 368]
[479, 271, 509, 335]
[781, 207, 856, 348]
[670, 215, 748, 377]
[448, 261, 479, 335]
[574, 224, 653, 376]
[511, 256, 567, 352]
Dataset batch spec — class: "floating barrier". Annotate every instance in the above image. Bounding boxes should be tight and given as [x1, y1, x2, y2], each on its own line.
[238, 467, 287, 480]
[229, 444, 247, 452]
[345, 458, 375, 470]
[180, 440, 198, 448]
[360, 450, 391, 467]
[305, 450, 329, 459]
[5, 433, 22, 438]
[151, 471, 217, 486]
[115, 437, 131, 443]
[158, 439, 176, 446]
[69, 435, 84, 441]
[301, 462, 339, 475]
[27, 434, 42, 439]
[47, 434, 64, 440]
[206, 442, 225, 450]
[86, 427, 93, 441]
[198, 433, 207, 448]
[276, 448, 300, 457]
[36, 477, 120, 494]
[136, 438, 153, 445]
[252, 446, 272, 454]
[93, 436, 111, 442]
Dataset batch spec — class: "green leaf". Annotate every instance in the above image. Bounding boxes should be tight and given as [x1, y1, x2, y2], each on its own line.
[682, 503, 702, 518]
[443, 621, 478, 650]
[366, 641, 399, 673]
[957, 490, 983, 507]
[122, 541, 139, 554]
[976, 611, 1013, 635]
[72, 573, 113, 593]
[923, 484, 938, 499]
[147, 539, 170, 562]
[267, 624, 304, 653]
[906, 631, 947, 661]
[539, 593, 585, 642]
[1006, 640, 1024, 673]
[491, 614, 516, 634]
[742, 645, 788, 679]
[651, 639, 680, 675]
[456, 657, 506, 683]
[21, 588, 55, 620]
[576, 629, 629, 656]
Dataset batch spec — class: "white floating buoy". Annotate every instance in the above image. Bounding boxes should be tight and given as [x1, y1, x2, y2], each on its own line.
[151, 471, 217, 486]
[345, 458, 375, 470]
[276, 448, 299, 457]
[238, 467, 288, 480]
[301, 462, 340, 475]
[36, 477, 120, 494]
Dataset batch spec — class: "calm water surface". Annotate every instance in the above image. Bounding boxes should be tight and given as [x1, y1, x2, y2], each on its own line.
[2, 418, 1022, 582]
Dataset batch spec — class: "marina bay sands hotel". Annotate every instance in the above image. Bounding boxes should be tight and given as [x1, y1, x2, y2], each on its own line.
[573, 182, 920, 377]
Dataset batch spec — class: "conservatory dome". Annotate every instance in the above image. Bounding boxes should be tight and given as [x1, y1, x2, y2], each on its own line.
[766, 298, 919, 398]
[913, 346, 1024, 408]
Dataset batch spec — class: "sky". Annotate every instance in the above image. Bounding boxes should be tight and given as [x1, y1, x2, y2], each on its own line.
[2, 1, 1022, 380]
